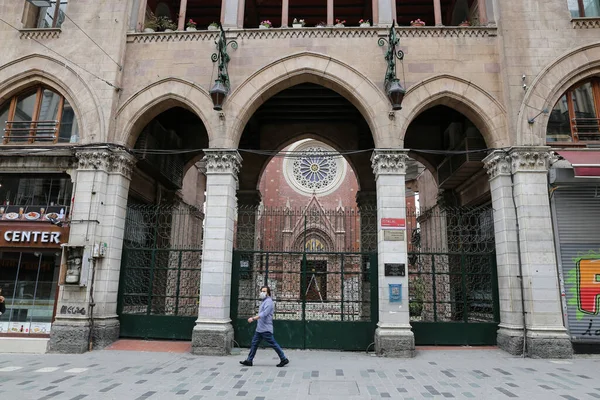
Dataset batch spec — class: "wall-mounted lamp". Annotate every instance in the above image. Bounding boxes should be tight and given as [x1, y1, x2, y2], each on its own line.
[209, 23, 238, 111]
[378, 21, 406, 110]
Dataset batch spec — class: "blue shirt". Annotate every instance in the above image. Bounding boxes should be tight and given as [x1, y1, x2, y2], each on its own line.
[257, 296, 274, 333]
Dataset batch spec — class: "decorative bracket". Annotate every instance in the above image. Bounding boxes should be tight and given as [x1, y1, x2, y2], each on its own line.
[211, 23, 238, 91]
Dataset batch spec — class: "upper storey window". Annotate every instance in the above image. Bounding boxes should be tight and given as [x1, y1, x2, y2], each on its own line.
[568, 0, 600, 17]
[23, 0, 69, 29]
[547, 79, 600, 143]
[140, 1, 222, 32]
[0, 86, 79, 144]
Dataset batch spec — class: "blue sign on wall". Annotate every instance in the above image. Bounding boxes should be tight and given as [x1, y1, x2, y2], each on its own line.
[389, 283, 402, 303]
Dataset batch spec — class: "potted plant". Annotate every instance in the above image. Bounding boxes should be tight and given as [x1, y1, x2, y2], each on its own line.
[157, 15, 177, 32]
[459, 20, 471, 27]
[410, 18, 426, 27]
[259, 20, 272, 29]
[292, 18, 305, 28]
[359, 19, 370, 27]
[316, 21, 327, 28]
[334, 18, 346, 27]
[143, 13, 159, 32]
[208, 22, 219, 31]
[186, 19, 197, 31]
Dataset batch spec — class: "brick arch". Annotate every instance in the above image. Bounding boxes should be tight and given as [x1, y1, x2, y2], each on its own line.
[221, 52, 392, 149]
[399, 74, 508, 148]
[0, 54, 103, 143]
[517, 43, 600, 145]
[113, 78, 216, 147]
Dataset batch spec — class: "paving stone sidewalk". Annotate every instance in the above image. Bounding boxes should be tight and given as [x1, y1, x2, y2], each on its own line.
[0, 347, 599, 400]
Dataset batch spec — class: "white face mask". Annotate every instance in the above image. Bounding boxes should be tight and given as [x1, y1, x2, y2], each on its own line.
[259, 292, 267, 300]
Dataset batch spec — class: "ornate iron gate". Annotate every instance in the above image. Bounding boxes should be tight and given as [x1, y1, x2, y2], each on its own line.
[117, 203, 203, 340]
[407, 205, 500, 345]
[231, 205, 378, 350]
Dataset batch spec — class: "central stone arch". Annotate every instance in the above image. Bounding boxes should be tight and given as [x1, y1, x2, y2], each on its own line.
[220, 52, 393, 149]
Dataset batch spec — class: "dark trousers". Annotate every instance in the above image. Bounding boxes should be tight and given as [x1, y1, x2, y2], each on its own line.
[246, 331, 286, 362]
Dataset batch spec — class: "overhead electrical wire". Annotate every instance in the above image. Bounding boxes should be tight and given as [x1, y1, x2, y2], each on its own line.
[0, 17, 121, 90]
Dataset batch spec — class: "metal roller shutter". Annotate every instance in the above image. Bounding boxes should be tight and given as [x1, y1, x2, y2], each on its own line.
[552, 185, 600, 342]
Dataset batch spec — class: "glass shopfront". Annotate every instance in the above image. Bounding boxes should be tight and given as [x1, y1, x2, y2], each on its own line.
[0, 251, 61, 334]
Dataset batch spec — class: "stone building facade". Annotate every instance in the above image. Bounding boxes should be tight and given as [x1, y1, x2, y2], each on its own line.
[0, 0, 598, 357]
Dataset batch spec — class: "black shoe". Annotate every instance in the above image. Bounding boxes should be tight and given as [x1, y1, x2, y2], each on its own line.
[240, 360, 253, 366]
[276, 358, 289, 367]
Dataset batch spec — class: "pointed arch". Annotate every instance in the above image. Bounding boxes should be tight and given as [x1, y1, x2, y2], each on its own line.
[0, 54, 103, 143]
[399, 74, 509, 148]
[113, 78, 217, 147]
[517, 42, 600, 145]
[220, 52, 393, 149]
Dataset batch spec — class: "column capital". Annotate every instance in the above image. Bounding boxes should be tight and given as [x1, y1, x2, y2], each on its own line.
[371, 149, 409, 178]
[484, 147, 554, 179]
[75, 148, 136, 179]
[202, 149, 242, 176]
[509, 146, 553, 174]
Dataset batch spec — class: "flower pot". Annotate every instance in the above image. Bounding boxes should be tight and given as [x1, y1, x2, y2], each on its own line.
[334, 24, 344, 27]
[259, 25, 270, 29]
[411, 23, 425, 27]
[316, 25, 326, 28]
[459, 22, 471, 27]
[186, 27, 197, 31]
[208, 25, 218, 31]
[360, 23, 370, 27]
[164, 28, 174, 32]
[292, 23, 303, 28]
[143, 28, 155, 33]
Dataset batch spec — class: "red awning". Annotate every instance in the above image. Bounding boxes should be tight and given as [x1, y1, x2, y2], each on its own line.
[557, 150, 600, 177]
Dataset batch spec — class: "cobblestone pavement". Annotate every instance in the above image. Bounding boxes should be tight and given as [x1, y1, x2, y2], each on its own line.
[0, 347, 599, 400]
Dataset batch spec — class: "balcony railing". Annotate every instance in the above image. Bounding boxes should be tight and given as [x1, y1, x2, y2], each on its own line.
[573, 118, 600, 141]
[3, 120, 59, 144]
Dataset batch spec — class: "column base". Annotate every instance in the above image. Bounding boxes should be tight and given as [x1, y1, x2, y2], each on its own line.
[497, 326, 573, 358]
[191, 322, 234, 356]
[527, 329, 573, 359]
[47, 319, 91, 354]
[91, 318, 120, 350]
[375, 327, 415, 358]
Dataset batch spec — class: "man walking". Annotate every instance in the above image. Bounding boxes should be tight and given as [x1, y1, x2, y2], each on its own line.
[240, 286, 289, 367]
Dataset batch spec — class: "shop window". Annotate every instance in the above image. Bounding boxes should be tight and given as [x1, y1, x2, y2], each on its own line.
[142, 0, 222, 32]
[22, 0, 68, 29]
[0, 251, 61, 334]
[0, 174, 72, 221]
[568, 0, 600, 18]
[0, 86, 79, 144]
[547, 79, 600, 143]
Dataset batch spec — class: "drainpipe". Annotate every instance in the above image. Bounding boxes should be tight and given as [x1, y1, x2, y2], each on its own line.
[506, 151, 528, 358]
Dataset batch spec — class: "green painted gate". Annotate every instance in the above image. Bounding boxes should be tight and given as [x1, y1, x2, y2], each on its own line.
[117, 203, 203, 340]
[407, 205, 500, 345]
[231, 205, 379, 350]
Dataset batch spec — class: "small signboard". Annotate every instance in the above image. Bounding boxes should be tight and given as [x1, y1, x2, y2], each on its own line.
[389, 284, 402, 303]
[384, 263, 405, 277]
[380, 218, 406, 230]
[384, 230, 405, 241]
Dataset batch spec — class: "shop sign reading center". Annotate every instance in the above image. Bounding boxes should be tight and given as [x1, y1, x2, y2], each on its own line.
[2, 230, 61, 244]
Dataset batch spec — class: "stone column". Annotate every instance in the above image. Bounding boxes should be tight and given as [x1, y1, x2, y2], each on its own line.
[47, 148, 135, 353]
[236, 190, 262, 250]
[191, 149, 242, 355]
[377, 0, 394, 25]
[433, 0, 443, 25]
[483, 147, 572, 359]
[221, 0, 240, 27]
[371, 150, 415, 357]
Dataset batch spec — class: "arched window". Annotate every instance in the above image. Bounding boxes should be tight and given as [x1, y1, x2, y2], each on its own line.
[547, 78, 600, 143]
[0, 86, 79, 144]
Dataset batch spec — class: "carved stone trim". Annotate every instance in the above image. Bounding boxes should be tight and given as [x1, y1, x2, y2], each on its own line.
[126, 26, 497, 44]
[371, 149, 409, 177]
[202, 150, 242, 176]
[483, 151, 512, 180]
[19, 28, 61, 40]
[76, 149, 136, 179]
[510, 147, 552, 173]
[572, 17, 600, 29]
